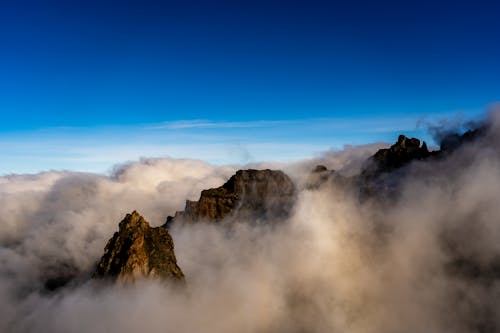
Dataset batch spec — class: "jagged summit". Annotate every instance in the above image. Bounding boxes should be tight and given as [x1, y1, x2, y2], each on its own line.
[362, 135, 430, 177]
[305, 129, 486, 200]
[165, 169, 296, 226]
[94, 211, 184, 283]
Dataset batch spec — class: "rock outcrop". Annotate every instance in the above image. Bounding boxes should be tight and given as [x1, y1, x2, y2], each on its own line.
[362, 135, 430, 177]
[306, 129, 486, 201]
[94, 211, 184, 283]
[165, 169, 296, 226]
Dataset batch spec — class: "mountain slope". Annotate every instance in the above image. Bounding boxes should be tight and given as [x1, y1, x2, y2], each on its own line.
[94, 211, 184, 282]
[165, 169, 296, 226]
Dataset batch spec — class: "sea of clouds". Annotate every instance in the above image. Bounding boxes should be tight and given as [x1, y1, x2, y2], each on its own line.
[1, 113, 500, 333]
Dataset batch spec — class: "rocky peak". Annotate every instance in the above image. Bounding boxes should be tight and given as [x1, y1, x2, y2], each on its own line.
[363, 135, 430, 176]
[94, 211, 184, 283]
[166, 169, 296, 225]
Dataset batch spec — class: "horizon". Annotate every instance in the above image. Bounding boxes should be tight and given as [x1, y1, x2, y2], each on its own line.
[1, 0, 499, 174]
[0, 111, 487, 175]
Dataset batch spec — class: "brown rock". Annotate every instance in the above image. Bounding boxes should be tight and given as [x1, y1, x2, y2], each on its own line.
[167, 169, 296, 225]
[94, 211, 184, 283]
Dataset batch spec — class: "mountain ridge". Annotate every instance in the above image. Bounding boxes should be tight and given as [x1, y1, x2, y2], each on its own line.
[94, 211, 184, 282]
[93, 126, 486, 284]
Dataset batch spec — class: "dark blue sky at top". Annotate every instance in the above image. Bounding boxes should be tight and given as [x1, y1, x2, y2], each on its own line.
[1, 0, 499, 131]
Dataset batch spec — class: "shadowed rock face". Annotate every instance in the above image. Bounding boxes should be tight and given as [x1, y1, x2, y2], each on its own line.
[439, 127, 485, 152]
[362, 135, 430, 177]
[166, 169, 296, 225]
[303, 135, 431, 196]
[94, 211, 184, 283]
[307, 130, 486, 201]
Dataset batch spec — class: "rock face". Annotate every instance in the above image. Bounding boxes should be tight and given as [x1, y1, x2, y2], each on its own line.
[95, 169, 295, 284]
[362, 135, 430, 177]
[166, 169, 296, 225]
[353, 135, 431, 199]
[306, 130, 486, 201]
[95, 211, 184, 282]
[439, 127, 484, 152]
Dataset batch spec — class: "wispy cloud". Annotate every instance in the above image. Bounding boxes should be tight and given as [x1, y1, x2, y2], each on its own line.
[0, 114, 463, 175]
[149, 119, 297, 130]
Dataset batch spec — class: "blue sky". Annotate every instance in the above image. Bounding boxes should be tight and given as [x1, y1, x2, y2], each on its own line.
[0, 0, 499, 174]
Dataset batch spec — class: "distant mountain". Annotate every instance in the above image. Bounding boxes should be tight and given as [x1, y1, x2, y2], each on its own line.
[309, 128, 486, 200]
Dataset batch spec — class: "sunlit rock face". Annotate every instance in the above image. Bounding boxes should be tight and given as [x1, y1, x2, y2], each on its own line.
[95, 169, 296, 284]
[94, 211, 184, 283]
[166, 169, 296, 225]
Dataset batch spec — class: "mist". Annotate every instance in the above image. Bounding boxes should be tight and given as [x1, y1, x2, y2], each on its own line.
[1, 113, 500, 333]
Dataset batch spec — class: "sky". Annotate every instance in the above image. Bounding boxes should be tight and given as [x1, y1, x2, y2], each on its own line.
[1, 0, 499, 174]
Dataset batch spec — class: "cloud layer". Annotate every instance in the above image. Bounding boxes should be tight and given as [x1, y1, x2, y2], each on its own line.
[1, 113, 500, 332]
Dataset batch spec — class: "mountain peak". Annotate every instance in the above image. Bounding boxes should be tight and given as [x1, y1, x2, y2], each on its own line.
[362, 134, 430, 176]
[166, 169, 296, 226]
[94, 211, 184, 283]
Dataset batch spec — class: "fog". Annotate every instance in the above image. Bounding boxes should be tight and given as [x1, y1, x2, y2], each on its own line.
[1, 113, 500, 332]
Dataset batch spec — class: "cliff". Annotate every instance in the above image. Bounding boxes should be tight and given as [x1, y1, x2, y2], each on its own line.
[165, 169, 296, 226]
[94, 211, 184, 283]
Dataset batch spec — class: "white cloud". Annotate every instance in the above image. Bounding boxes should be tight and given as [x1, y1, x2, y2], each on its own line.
[1, 110, 500, 332]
